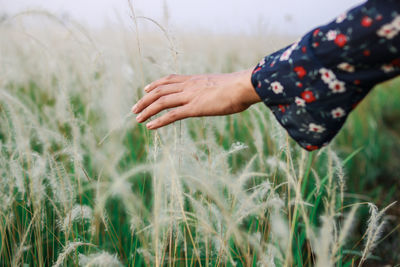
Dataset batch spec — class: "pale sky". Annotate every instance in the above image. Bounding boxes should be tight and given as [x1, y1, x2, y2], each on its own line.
[1, 0, 365, 35]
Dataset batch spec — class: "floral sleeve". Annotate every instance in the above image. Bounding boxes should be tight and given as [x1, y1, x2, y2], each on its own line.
[251, 0, 400, 151]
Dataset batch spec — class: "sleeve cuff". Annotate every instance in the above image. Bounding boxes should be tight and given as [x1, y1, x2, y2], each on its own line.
[250, 32, 349, 151]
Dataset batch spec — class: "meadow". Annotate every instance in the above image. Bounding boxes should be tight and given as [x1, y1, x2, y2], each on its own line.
[0, 10, 400, 267]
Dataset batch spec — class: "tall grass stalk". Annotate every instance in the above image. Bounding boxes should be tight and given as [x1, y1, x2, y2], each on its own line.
[0, 9, 398, 266]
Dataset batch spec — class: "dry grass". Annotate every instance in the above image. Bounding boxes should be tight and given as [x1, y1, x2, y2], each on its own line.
[0, 10, 397, 267]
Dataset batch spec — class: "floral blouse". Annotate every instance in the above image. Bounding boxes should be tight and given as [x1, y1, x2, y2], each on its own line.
[251, 0, 400, 151]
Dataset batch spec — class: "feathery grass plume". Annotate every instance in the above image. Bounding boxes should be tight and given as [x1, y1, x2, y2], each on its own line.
[269, 209, 290, 256]
[60, 204, 93, 232]
[28, 153, 47, 207]
[0, 156, 15, 215]
[53, 242, 94, 267]
[329, 149, 346, 207]
[47, 158, 75, 206]
[314, 215, 336, 267]
[1, 5, 397, 265]
[9, 160, 25, 198]
[332, 204, 359, 260]
[257, 244, 280, 267]
[358, 202, 396, 267]
[78, 251, 123, 267]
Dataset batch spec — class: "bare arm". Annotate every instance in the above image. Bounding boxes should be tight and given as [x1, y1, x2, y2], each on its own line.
[131, 69, 261, 129]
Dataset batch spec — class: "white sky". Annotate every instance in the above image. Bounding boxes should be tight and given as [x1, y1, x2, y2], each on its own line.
[1, 0, 365, 35]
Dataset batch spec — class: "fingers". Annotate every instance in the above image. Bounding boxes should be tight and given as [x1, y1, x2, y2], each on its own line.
[146, 105, 192, 130]
[144, 74, 193, 93]
[132, 83, 183, 114]
[135, 93, 187, 123]
[133, 73, 197, 129]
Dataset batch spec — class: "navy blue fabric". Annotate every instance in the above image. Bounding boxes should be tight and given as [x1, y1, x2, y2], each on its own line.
[251, 0, 400, 151]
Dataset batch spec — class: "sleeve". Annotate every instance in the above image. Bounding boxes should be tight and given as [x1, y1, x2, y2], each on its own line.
[251, 0, 400, 151]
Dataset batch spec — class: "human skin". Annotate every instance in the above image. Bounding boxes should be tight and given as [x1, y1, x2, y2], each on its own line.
[131, 69, 262, 129]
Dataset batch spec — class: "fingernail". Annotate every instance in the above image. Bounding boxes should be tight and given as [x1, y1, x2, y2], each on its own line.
[144, 84, 150, 92]
[131, 104, 138, 113]
[146, 121, 154, 129]
[136, 113, 143, 122]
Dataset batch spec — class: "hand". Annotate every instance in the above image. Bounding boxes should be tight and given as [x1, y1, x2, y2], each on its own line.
[131, 69, 261, 130]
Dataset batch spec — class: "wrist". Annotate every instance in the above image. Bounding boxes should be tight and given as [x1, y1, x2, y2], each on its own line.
[236, 69, 262, 106]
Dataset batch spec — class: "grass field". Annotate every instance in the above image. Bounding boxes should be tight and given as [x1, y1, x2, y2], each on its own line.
[0, 11, 400, 267]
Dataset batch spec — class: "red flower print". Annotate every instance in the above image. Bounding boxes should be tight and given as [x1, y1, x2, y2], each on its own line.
[376, 14, 383, 21]
[294, 66, 307, 79]
[361, 16, 373, 27]
[354, 80, 361, 85]
[253, 67, 261, 74]
[301, 90, 316, 103]
[296, 82, 303, 88]
[306, 145, 319, 151]
[301, 46, 307, 53]
[313, 28, 320, 37]
[363, 49, 371, 56]
[313, 42, 319, 48]
[334, 34, 347, 48]
[392, 58, 400, 67]
[278, 104, 286, 113]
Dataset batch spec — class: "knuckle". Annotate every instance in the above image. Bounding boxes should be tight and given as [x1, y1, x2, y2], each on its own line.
[140, 108, 148, 117]
[157, 95, 167, 105]
[152, 86, 162, 95]
[166, 74, 177, 80]
[168, 109, 179, 119]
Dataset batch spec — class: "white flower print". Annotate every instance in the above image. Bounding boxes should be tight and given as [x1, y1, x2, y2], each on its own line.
[279, 42, 298, 61]
[377, 23, 399, 39]
[336, 13, 347, 23]
[280, 49, 292, 61]
[289, 41, 299, 51]
[337, 62, 355, 72]
[295, 97, 306, 107]
[328, 80, 346, 93]
[309, 123, 326, 133]
[381, 64, 394, 73]
[319, 68, 336, 83]
[331, 107, 346, 118]
[271, 81, 284, 94]
[259, 58, 265, 66]
[392, 16, 400, 31]
[326, 30, 337, 41]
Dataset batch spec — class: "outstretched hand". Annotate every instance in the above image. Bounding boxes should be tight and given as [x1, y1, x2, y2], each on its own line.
[131, 69, 261, 130]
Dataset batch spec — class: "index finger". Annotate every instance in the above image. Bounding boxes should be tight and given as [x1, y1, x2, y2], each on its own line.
[145, 74, 193, 92]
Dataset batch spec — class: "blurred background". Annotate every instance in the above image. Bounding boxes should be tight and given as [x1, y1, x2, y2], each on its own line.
[1, 0, 400, 266]
[2, 0, 364, 35]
